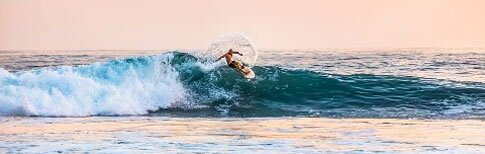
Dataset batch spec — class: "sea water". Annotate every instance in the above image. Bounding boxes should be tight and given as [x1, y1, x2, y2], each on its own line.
[1, 49, 484, 118]
[0, 49, 484, 153]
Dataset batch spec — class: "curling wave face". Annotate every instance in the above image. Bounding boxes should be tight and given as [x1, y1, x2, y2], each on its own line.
[1, 52, 484, 118]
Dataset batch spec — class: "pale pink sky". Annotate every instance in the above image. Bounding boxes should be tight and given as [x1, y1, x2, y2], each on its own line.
[1, 0, 484, 50]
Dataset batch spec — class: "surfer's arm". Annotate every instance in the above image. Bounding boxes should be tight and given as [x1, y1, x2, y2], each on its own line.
[215, 55, 225, 62]
[232, 51, 243, 56]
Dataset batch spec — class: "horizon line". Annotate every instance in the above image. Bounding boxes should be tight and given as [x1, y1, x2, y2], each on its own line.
[2, 47, 485, 52]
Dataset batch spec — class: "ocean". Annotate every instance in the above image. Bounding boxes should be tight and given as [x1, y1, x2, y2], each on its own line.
[1, 49, 484, 118]
[0, 49, 484, 153]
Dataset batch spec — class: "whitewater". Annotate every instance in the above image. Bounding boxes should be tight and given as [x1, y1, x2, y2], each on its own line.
[0, 50, 484, 118]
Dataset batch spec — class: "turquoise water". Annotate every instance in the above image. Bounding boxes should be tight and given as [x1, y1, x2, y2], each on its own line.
[0, 50, 484, 118]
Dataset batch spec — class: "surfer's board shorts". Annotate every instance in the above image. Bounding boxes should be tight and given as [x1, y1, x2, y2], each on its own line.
[229, 61, 245, 70]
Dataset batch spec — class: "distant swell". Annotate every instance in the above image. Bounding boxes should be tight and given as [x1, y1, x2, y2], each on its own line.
[1, 52, 484, 118]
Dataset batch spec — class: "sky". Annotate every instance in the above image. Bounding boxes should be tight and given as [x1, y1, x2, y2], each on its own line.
[1, 0, 484, 50]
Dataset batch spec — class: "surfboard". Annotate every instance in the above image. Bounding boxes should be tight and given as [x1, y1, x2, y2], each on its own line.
[241, 67, 255, 79]
[230, 60, 255, 79]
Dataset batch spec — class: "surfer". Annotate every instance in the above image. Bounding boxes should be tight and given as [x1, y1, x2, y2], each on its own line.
[215, 49, 251, 75]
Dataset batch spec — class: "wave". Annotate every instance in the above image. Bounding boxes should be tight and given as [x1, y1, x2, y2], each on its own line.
[1, 52, 484, 118]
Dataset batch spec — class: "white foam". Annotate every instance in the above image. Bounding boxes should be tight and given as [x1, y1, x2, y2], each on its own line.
[0, 53, 187, 116]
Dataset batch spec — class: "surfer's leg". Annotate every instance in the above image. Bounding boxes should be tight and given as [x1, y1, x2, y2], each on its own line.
[228, 62, 236, 68]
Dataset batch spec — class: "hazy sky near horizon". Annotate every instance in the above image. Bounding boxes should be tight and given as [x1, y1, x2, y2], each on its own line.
[1, 0, 485, 50]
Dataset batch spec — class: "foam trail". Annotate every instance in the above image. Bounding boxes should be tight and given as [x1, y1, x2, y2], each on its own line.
[0, 53, 186, 116]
